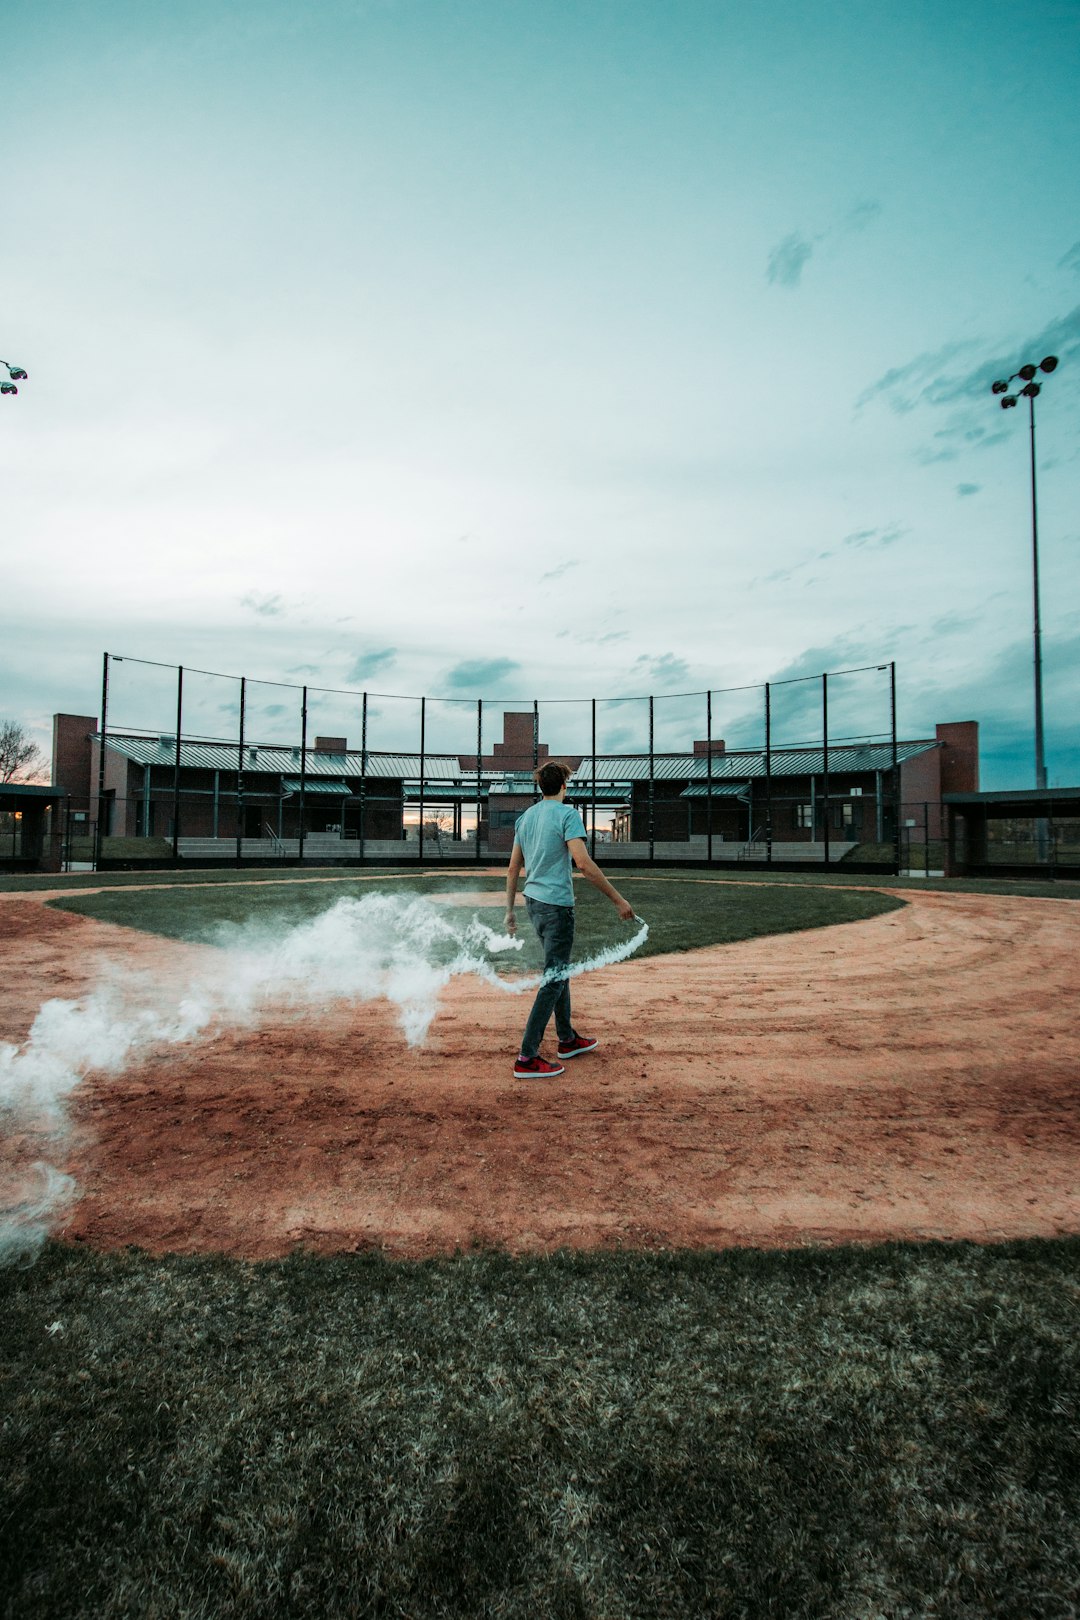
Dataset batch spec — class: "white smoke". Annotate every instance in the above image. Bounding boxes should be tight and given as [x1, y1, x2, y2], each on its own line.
[0, 893, 648, 1262]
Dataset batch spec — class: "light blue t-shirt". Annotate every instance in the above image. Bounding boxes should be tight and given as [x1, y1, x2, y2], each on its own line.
[515, 799, 588, 906]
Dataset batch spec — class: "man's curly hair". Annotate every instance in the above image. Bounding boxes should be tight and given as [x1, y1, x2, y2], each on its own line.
[533, 760, 572, 796]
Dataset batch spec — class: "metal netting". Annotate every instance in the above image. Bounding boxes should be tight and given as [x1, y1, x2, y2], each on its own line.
[84, 651, 902, 873]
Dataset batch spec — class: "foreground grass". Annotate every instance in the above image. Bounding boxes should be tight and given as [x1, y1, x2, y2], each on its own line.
[44, 873, 905, 969]
[2, 1239, 1078, 1619]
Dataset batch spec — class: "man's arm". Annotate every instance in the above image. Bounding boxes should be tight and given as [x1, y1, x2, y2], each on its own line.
[504, 842, 525, 934]
[567, 839, 635, 920]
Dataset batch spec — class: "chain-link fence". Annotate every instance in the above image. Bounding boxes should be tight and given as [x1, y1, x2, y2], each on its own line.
[53, 652, 932, 874]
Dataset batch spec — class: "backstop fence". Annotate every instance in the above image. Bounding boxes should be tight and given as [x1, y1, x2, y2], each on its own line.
[41, 651, 934, 874]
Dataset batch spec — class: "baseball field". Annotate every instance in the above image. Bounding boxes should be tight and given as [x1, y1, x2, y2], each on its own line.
[2, 868, 1078, 1618]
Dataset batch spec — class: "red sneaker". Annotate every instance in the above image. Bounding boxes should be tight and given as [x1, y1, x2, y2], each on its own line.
[557, 1034, 599, 1059]
[513, 1054, 565, 1080]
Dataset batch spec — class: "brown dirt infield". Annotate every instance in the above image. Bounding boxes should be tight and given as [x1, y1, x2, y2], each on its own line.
[2, 880, 1078, 1258]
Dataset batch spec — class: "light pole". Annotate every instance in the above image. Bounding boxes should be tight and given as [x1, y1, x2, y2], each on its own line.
[0, 359, 28, 397]
[991, 354, 1058, 791]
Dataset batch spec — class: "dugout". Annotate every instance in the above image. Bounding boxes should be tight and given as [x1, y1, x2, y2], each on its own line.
[943, 788, 1080, 879]
[0, 782, 65, 872]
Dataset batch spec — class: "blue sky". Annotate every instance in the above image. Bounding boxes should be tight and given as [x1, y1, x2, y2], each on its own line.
[3, 0, 1079, 785]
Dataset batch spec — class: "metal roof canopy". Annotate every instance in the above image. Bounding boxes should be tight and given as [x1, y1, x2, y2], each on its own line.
[943, 788, 1080, 816]
[679, 782, 753, 798]
[98, 734, 934, 783]
[281, 778, 351, 796]
[0, 783, 64, 802]
[403, 785, 484, 802]
[574, 742, 932, 782]
[568, 786, 632, 803]
[99, 736, 465, 779]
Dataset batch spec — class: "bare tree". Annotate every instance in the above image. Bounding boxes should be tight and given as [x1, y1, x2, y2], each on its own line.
[0, 719, 46, 783]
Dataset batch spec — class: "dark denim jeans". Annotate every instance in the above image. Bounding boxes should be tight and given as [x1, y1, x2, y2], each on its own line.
[520, 898, 576, 1058]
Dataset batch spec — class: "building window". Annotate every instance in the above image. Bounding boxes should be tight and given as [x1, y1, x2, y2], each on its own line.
[796, 804, 813, 829]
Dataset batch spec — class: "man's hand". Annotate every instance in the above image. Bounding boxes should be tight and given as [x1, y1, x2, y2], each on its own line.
[615, 898, 635, 922]
[505, 841, 524, 937]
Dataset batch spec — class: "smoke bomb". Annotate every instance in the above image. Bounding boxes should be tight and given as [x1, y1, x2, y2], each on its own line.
[1, 893, 647, 1260]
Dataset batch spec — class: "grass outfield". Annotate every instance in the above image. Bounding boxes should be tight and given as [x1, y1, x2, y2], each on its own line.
[2, 1239, 1078, 1620]
[44, 873, 906, 969]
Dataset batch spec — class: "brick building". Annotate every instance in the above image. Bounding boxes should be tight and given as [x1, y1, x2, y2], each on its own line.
[51, 710, 978, 866]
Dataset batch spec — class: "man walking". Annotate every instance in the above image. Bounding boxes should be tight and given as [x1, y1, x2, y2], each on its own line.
[505, 760, 635, 1079]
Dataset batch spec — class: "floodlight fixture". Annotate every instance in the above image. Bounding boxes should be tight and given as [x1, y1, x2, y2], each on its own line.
[987, 352, 1063, 793]
[1, 361, 27, 380]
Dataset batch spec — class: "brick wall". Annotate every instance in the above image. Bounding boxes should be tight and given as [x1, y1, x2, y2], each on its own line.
[51, 714, 96, 807]
[936, 721, 979, 794]
[899, 747, 943, 835]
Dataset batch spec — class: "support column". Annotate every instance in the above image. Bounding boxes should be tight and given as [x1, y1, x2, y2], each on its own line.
[298, 686, 308, 863]
[475, 699, 483, 863]
[648, 696, 655, 863]
[890, 661, 900, 875]
[236, 675, 246, 867]
[706, 689, 713, 866]
[419, 697, 426, 862]
[359, 692, 368, 859]
[764, 682, 773, 864]
[821, 672, 830, 866]
[590, 698, 597, 861]
[94, 651, 110, 869]
[171, 666, 184, 860]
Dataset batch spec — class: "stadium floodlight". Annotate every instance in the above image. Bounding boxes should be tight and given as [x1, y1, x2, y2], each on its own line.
[988, 353, 1061, 793]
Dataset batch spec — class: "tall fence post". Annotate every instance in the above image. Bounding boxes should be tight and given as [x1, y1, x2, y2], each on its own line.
[359, 692, 368, 859]
[765, 681, 773, 864]
[890, 661, 900, 874]
[298, 686, 308, 863]
[590, 698, 597, 861]
[648, 695, 655, 864]
[821, 672, 830, 867]
[706, 689, 713, 866]
[532, 701, 539, 780]
[419, 696, 426, 862]
[236, 675, 246, 867]
[94, 651, 110, 869]
[171, 665, 184, 861]
[475, 699, 483, 863]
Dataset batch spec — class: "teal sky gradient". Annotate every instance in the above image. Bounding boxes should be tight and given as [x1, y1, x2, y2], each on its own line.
[3, 0, 1079, 784]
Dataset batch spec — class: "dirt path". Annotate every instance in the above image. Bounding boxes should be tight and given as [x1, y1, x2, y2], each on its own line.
[2, 884, 1078, 1257]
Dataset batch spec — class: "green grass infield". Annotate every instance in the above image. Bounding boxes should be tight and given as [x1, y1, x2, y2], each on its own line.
[43, 872, 906, 968]
[2, 1238, 1078, 1619]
